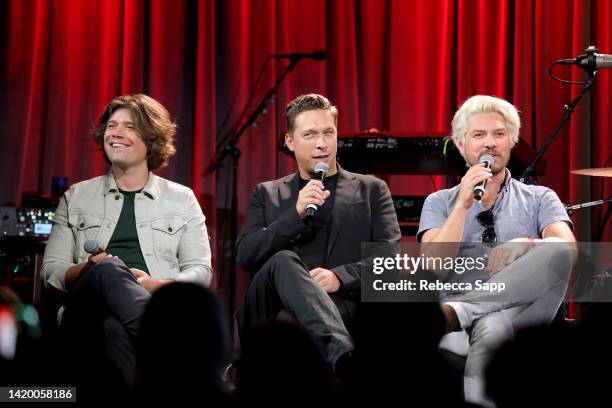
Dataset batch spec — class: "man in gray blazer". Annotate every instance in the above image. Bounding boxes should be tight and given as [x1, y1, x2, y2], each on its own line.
[235, 94, 401, 369]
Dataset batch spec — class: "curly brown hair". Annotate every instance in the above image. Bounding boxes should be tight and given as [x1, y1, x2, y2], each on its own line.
[91, 94, 177, 171]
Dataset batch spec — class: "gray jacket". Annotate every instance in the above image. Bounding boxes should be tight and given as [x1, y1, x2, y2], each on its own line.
[42, 172, 213, 292]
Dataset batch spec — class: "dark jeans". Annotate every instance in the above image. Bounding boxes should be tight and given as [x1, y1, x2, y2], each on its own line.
[61, 257, 150, 388]
[236, 250, 355, 366]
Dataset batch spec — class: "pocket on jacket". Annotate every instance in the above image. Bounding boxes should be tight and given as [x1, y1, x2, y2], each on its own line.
[69, 212, 103, 230]
[68, 212, 104, 259]
[69, 212, 103, 241]
[151, 217, 187, 235]
[151, 217, 187, 258]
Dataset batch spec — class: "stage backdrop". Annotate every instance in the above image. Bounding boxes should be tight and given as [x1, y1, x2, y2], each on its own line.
[1, 0, 610, 316]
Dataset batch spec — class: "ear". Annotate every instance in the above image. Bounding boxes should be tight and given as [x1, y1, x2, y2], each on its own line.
[284, 132, 295, 152]
[453, 136, 465, 158]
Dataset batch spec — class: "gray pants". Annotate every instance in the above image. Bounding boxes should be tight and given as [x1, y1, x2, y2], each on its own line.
[441, 243, 575, 406]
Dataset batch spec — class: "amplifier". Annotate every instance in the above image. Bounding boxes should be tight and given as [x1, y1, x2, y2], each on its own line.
[336, 132, 463, 175]
[0, 207, 55, 238]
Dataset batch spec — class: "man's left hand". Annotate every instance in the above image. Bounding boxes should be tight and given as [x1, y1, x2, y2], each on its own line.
[310, 268, 341, 293]
[485, 238, 534, 275]
[130, 268, 169, 294]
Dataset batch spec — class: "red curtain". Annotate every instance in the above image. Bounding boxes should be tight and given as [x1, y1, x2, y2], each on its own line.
[1, 0, 611, 309]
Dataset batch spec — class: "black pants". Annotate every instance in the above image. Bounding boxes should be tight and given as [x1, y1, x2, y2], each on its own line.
[61, 257, 150, 388]
[236, 250, 354, 366]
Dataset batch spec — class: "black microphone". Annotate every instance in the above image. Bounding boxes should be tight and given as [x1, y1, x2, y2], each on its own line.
[84, 239, 105, 256]
[272, 50, 326, 61]
[558, 46, 612, 71]
[306, 162, 330, 217]
[473, 155, 494, 202]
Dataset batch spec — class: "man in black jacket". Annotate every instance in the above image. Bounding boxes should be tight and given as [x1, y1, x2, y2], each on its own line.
[235, 94, 401, 368]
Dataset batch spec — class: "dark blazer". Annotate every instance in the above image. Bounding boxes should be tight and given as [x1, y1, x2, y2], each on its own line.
[235, 166, 401, 295]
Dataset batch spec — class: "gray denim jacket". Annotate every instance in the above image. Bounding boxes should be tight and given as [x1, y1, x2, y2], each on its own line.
[42, 172, 213, 292]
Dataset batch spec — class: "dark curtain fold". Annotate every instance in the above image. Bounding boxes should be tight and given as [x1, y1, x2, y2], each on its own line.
[1, 0, 610, 312]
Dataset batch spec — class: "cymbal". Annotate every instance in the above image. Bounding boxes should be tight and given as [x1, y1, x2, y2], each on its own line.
[571, 167, 612, 177]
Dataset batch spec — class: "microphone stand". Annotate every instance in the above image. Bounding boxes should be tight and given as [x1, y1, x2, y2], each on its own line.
[565, 197, 612, 241]
[566, 197, 612, 214]
[205, 58, 301, 341]
[520, 56, 598, 183]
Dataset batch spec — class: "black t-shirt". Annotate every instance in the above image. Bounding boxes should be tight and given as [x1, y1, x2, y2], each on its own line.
[296, 174, 338, 270]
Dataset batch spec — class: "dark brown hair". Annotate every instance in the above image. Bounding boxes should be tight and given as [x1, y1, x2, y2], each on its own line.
[91, 94, 176, 170]
[285, 94, 338, 135]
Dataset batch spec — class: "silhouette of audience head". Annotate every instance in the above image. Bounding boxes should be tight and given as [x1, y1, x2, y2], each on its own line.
[486, 321, 598, 407]
[235, 320, 331, 403]
[350, 297, 462, 405]
[136, 282, 229, 400]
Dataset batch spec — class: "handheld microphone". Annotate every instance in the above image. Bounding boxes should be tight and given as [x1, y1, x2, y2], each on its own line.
[473, 155, 495, 202]
[272, 50, 326, 61]
[557, 46, 612, 71]
[84, 240, 105, 256]
[306, 162, 330, 217]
